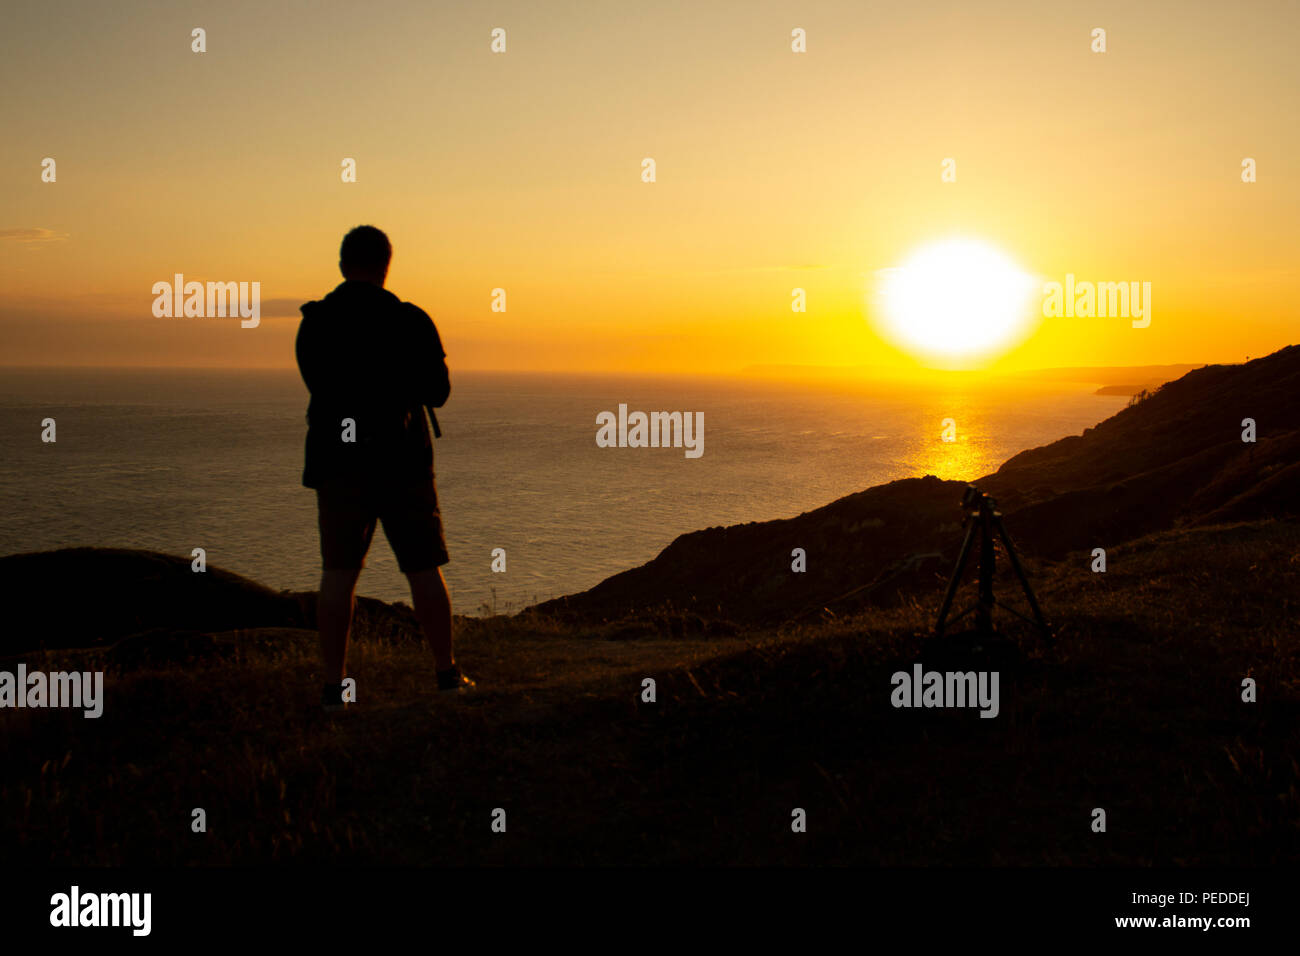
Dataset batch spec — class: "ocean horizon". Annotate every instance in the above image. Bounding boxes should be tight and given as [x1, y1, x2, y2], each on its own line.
[0, 366, 1129, 613]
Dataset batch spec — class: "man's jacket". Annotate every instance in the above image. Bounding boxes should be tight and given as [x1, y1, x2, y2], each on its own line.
[295, 280, 450, 489]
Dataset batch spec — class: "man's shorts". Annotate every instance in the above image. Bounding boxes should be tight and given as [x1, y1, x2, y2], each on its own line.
[316, 477, 450, 573]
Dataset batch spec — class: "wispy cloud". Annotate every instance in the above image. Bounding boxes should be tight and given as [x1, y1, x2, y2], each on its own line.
[0, 228, 70, 243]
[259, 297, 310, 318]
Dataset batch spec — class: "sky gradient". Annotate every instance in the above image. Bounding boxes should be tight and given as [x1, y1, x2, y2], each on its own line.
[2, 0, 1296, 373]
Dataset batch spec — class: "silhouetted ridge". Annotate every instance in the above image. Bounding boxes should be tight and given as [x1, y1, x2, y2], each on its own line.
[0, 547, 418, 656]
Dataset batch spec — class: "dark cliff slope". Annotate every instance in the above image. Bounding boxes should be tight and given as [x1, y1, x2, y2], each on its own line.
[536, 346, 1300, 622]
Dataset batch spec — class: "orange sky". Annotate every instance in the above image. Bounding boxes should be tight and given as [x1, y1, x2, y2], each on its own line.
[1, 0, 1296, 374]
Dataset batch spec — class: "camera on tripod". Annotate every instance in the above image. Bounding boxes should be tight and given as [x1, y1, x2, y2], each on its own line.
[934, 484, 1052, 645]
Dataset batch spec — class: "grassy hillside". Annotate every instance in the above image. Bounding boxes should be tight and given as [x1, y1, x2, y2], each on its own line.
[3, 517, 1295, 865]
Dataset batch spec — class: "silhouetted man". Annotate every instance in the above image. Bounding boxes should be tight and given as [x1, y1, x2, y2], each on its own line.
[296, 225, 473, 712]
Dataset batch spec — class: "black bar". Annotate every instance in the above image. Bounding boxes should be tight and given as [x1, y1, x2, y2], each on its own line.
[3, 867, 1275, 943]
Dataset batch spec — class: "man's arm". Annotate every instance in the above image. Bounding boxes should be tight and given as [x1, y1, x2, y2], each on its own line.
[405, 304, 451, 408]
[295, 312, 322, 395]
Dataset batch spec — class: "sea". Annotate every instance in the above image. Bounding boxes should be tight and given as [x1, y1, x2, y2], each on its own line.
[0, 368, 1128, 613]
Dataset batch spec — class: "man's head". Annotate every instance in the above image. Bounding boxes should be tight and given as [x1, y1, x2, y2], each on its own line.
[339, 225, 392, 285]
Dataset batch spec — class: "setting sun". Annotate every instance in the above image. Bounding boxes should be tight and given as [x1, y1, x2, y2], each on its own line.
[875, 239, 1040, 367]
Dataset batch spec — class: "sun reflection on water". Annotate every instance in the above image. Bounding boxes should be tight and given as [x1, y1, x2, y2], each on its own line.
[906, 398, 1000, 481]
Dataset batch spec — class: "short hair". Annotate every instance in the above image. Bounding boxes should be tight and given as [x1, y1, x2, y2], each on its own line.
[340, 225, 392, 271]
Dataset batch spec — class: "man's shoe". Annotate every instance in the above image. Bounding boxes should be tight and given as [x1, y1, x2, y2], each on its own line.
[437, 665, 476, 692]
[321, 682, 349, 712]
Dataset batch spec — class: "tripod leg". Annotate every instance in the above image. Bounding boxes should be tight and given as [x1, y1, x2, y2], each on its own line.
[935, 514, 977, 636]
[977, 508, 995, 638]
[995, 516, 1052, 640]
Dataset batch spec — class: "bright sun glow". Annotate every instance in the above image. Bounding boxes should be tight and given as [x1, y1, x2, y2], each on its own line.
[875, 239, 1040, 366]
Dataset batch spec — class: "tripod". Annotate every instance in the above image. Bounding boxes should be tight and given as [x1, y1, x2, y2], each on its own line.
[934, 485, 1052, 643]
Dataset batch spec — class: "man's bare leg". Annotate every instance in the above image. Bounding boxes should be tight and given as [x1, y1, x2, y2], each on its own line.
[318, 568, 361, 685]
[407, 566, 454, 671]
